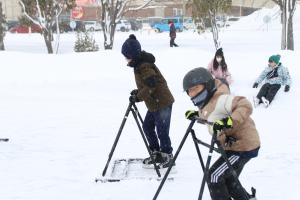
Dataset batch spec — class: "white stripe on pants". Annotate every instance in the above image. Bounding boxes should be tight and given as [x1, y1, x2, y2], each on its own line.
[210, 155, 240, 183]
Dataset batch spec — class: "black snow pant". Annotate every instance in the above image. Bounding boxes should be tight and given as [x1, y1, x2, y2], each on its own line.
[170, 37, 178, 47]
[256, 83, 281, 104]
[207, 153, 251, 200]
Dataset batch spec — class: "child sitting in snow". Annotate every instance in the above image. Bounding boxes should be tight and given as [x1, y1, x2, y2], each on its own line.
[207, 48, 233, 86]
[253, 54, 291, 108]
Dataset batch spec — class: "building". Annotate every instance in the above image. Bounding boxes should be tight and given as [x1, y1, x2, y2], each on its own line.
[124, 0, 277, 19]
[0, 0, 278, 22]
[231, 0, 276, 16]
[0, 0, 21, 20]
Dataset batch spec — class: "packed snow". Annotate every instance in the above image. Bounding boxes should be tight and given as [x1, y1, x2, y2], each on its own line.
[0, 5, 299, 200]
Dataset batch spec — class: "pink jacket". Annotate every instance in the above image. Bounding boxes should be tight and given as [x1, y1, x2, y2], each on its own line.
[207, 59, 232, 84]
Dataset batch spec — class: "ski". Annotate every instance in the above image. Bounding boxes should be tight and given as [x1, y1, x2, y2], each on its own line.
[95, 176, 174, 183]
[96, 158, 175, 183]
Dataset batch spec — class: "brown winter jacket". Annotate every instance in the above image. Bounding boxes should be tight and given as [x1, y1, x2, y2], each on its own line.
[133, 51, 174, 112]
[198, 79, 260, 152]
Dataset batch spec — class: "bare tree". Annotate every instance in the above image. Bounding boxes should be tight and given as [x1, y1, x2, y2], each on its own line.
[272, 0, 297, 50]
[191, 0, 232, 49]
[96, 0, 153, 50]
[0, 2, 5, 51]
[19, 0, 75, 54]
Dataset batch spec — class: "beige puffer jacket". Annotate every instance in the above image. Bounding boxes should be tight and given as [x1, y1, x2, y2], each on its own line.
[198, 79, 260, 152]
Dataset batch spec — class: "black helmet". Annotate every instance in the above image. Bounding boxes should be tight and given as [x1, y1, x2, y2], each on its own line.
[183, 67, 216, 93]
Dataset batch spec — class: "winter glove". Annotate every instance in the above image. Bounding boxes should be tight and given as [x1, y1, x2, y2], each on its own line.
[252, 83, 258, 88]
[129, 95, 141, 103]
[213, 117, 233, 133]
[130, 89, 139, 95]
[284, 85, 290, 92]
[185, 110, 199, 120]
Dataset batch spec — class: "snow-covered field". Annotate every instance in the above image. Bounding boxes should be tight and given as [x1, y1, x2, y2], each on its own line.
[0, 5, 299, 200]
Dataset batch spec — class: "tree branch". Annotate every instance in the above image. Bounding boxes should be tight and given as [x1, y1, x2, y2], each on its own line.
[19, 0, 41, 26]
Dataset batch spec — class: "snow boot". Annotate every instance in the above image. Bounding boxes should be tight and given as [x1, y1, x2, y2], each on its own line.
[248, 187, 257, 200]
[142, 151, 164, 165]
[253, 97, 260, 108]
[261, 96, 270, 108]
[158, 153, 175, 169]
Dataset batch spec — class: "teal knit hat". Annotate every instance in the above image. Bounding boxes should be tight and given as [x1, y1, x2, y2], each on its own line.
[268, 54, 281, 64]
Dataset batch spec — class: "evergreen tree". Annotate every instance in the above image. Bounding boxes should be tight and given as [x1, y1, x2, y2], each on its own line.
[74, 30, 99, 52]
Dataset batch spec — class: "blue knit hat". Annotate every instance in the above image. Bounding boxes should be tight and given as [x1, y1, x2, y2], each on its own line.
[121, 34, 141, 60]
[269, 54, 281, 64]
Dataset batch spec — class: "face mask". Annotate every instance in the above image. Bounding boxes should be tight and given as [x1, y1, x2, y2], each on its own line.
[216, 57, 222, 63]
[191, 89, 208, 108]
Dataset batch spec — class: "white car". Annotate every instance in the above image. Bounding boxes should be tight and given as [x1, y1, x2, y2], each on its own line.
[84, 21, 102, 31]
[116, 20, 130, 32]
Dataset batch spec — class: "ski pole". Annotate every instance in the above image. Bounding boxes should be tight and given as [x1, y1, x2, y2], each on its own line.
[130, 105, 161, 177]
[198, 131, 218, 200]
[153, 118, 196, 200]
[102, 102, 133, 177]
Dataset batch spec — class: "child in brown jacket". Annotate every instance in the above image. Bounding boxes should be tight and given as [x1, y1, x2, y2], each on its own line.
[183, 67, 260, 200]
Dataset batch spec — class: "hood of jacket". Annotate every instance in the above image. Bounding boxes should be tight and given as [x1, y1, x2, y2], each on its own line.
[128, 51, 156, 68]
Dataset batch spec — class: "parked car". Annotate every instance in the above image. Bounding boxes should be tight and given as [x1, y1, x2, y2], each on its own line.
[128, 19, 142, 31]
[6, 20, 19, 31]
[9, 24, 42, 34]
[84, 21, 102, 31]
[52, 21, 72, 33]
[70, 20, 86, 32]
[116, 20, 130, 32]
[225, 17, 240, 27]
[153, 17, 184, 33]
[183, 17, 196, 30]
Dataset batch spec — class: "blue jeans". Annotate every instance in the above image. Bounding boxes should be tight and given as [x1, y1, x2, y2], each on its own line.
[142, 105, 173, 154]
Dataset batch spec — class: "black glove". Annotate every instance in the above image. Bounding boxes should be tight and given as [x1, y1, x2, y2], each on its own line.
[284, 85, 290, 92]
[129, 95, 140, 103]
[213, 117, 233, 133]
[185, 110, 199, 120]
[130, 89, 138, 95]
[253, 83, 258, 88]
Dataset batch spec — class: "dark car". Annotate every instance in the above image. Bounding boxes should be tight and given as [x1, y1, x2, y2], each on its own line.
[128, 19, 142, 31]
[6, 20, 19, 31]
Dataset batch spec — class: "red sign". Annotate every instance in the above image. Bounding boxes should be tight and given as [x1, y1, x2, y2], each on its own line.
[71, 6, 84, 19]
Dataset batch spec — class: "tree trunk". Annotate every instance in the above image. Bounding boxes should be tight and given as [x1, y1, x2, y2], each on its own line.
[43, 31, 53, 54]
[0, 2, 4, 51]
[281, 0, 287, 50]
[0, 32, 4, 50]
[209, 10, 219, 49]
[287, 11, 294, 50]
[100, 0, 124, 50]
[0, 40, 4, 51]
[102, 22, 116, 50]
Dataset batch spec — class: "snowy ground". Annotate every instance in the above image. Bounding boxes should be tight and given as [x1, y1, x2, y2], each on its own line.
[0, 5, 300, 200]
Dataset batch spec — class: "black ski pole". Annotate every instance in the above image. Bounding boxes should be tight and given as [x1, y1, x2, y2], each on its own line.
[102, 102, 133, 177]
[153, 118, 196, 200]
[130, 105, 161, 177]
[198, 131, 218, 200]
[190, 129, 205, 171]
[132, 103, 144, 124]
